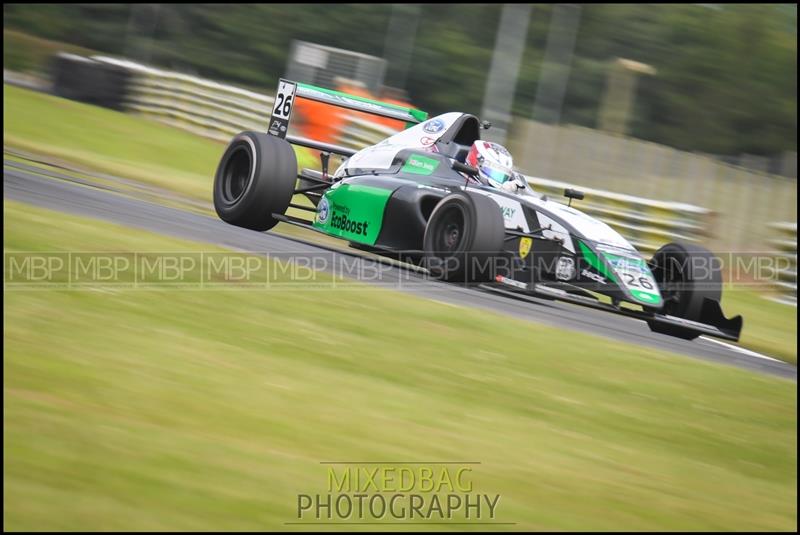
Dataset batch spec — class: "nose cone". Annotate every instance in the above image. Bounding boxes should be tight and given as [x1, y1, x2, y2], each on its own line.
[605, 253, 663, 307]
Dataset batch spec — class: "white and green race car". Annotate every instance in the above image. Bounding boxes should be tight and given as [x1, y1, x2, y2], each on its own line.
[212, 79, 742, 342]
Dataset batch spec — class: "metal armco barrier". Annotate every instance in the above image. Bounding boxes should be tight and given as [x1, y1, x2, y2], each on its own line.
[94, 56, 275, 142]
[523, 176, 712, 255]
[95, 55, 403, 148]
[87, 56, 712, 257]
[768, 222, 797, 306]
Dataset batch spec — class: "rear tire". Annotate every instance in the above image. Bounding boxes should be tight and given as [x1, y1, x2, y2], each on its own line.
[213, 131, 297, 231]
[422, 192, 505, 283]
[646, 242, 723, 340]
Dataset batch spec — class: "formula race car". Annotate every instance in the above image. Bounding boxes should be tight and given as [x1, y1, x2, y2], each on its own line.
[212, 79, 742, 342]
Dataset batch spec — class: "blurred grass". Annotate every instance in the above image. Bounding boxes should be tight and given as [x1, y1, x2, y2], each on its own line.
[722, 287, 797, 364]
[3, 84, 319, 201]
[4, 200, 797, 531]
[3, 83, 797, 363]
[607, 289, 797, 364]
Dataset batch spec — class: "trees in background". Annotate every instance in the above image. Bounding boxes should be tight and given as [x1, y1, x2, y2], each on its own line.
[3, 3, 796, 156]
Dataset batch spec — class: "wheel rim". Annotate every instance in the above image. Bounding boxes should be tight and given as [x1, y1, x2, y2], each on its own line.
[221, 146, 252, 204]
[432, 206, 467, 254]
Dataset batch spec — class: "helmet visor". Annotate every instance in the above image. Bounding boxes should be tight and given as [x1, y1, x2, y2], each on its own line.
[480, 164, 512, 185]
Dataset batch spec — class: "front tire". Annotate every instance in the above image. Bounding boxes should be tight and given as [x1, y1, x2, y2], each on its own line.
[213, 131, 297, 231]
[422, 192, 505, 283]
[646, 242, 723, 340]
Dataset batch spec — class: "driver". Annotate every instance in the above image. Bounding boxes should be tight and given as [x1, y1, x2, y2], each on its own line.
[465, 140, 529, 194]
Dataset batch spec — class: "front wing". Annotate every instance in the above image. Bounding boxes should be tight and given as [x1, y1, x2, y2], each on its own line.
[491, 276, 743, 342]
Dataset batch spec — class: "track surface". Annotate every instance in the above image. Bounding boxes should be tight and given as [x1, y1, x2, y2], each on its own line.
[4, 158, 796, 380]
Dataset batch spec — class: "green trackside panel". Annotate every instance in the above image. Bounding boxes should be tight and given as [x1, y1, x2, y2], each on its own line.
[401, 154, 441, 175]
[313, 184, 393, 245]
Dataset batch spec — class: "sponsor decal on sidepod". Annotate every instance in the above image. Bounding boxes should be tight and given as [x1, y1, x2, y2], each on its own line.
[581, 268, 606, 284]
[316, 197, 330, 224]
[330, 210, 369, 236]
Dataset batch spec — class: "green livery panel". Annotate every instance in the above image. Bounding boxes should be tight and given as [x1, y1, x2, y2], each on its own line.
[603, 252, 662, 306]
[578, 240, 663, 306]
[401, 154, 441, 175]
[578, 240, 617, 282]
[313, 184, 393, 245]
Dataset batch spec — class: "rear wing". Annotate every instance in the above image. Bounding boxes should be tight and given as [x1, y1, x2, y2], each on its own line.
[267, 78, 428, 154]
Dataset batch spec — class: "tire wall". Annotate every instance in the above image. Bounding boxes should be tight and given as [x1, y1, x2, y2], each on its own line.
[51, 53, 131, 111]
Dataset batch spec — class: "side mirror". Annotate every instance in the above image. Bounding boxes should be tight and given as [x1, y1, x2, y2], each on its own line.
[564, 188, 584, 207]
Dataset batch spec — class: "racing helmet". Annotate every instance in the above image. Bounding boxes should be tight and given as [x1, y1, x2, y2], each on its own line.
[466, 141, 515, 189]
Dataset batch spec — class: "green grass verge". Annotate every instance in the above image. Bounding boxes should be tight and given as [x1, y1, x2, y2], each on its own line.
[3, 83, 797, 363]
[607, 288, 797, 364]
[4, 200, 797, 531]
[722, 287, 797, 364]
